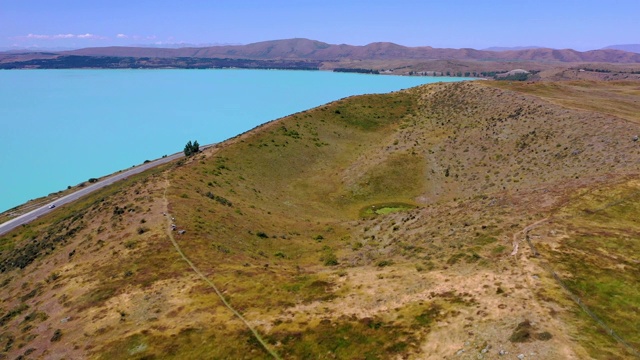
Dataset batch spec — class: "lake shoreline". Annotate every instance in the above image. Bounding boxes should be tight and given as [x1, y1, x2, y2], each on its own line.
[0, 69, 473, 212]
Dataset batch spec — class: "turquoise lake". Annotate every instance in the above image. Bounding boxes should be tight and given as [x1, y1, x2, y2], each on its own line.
[0, 69, 472, 213]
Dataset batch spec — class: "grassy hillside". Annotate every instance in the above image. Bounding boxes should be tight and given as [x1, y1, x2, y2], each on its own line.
[1, 80, 639, 359]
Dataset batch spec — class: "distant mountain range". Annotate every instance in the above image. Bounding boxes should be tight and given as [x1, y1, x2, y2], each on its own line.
[55, 38, 640, 63]
[3, 39, 640, 69]
[603, 44, 640, 54]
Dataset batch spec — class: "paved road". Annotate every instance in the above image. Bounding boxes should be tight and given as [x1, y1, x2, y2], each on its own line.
[0, 149, 194, 236]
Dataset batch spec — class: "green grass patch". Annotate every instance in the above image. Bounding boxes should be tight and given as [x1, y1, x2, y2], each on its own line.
[474, 233, 498, 246]
[542, 181, 640, 357]
[360, 202, 416, 218]
[77, 287, 117, 311]
[347, 153, 425, 204]
[491, 245, 507, 254]
[96, 327, 271, 360]
[331, 93, 417, 131]
[282, 275, 336, 303]
[267, 317, 414, 359]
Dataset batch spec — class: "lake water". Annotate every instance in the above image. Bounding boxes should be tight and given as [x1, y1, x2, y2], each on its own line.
[0, 69, 471, 213]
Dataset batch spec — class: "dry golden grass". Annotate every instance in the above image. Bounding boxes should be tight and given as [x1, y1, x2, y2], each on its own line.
[485, 80, 640, 124]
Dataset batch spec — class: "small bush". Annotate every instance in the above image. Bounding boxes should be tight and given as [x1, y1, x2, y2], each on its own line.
[213, 244, 230, 254]
[50, 329, 62, 342]
[386, 341, 408, 353]
[0, 303, 29, 326]
[509, 320, 532, 343]
[323, 253, 338, 266]
[205, 192, 232, 206]
[45, 272, 61, 283]
[536, 331, 553, 341]
[137, 227, 149, 235]
[447, 253, 465, 265]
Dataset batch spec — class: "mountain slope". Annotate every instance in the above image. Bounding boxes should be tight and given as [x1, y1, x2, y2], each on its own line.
[483, 46, 545, 52]
[604, 44, 640, 54]
[1, 81, 640, 359]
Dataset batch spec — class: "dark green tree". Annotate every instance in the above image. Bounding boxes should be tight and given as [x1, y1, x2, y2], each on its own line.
[184, 140, 200, 156]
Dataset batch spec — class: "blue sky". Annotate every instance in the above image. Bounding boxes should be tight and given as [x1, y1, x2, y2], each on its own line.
[1, 0, 638, 50]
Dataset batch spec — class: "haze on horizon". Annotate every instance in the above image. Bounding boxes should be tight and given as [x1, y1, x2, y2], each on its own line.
[1, 0, 638, 52]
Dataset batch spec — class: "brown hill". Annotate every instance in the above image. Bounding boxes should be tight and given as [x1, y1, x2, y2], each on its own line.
[61, 38, 640, 63]
[1, 80, 640, 359]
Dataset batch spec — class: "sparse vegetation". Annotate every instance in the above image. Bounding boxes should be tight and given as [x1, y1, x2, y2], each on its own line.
[204, 191, 232, 206]
[1, 80, 639, 359]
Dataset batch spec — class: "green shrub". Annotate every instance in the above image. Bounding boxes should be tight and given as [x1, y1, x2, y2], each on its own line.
[204, 192, 232, 206]
[377, 260, 393, 267]
[323, 253, 338, 266]
[137, 227, 149, 235]
[50, 329, 62, 342]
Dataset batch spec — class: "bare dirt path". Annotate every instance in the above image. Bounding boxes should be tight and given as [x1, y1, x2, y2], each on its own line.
[161, 175, 281, 360]
[510, 218, 549, 256]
